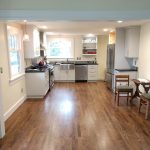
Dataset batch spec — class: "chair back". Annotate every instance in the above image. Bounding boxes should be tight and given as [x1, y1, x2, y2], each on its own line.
[115, 75, 130, 89]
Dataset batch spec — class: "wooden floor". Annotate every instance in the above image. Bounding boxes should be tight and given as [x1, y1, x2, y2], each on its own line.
[0, 81, 150, 150]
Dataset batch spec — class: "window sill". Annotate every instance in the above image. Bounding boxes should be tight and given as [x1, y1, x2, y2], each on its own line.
[9, 73, 25, 85]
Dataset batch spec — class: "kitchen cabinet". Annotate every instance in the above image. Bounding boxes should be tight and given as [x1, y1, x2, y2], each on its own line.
[54, 65, 75, 82]
[82, 36, 97, 55]
[125, 27, 140, 58]
[25, 69, 49, 98]
[88, 65, 98, 81]
[54, 65, 60, 81]
[24, 25, 40, 58]
[59, 70, 75, 81]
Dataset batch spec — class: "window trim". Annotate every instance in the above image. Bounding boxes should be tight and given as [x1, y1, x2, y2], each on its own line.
[6, 25, 25, 82]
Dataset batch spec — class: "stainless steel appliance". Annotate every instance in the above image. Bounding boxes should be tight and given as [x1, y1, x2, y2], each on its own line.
[75, 65, 88, 82]
[48, 65, 54, 89]
[106, 44, 115, 90]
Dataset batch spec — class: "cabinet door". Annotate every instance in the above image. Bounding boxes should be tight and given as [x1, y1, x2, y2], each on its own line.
[33, 29, 40, 57]
[60, 70, 67, 81]
[67, 70, 75, 81]
[54, 65, 60, 81]
[125, 27, 140, 58]
[24, 26, 40, 58]
[88, 65, 98, 81]
[26, 73, 46, 97]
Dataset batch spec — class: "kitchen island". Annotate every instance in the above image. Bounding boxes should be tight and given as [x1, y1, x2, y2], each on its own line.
[25, 64, 54, 98]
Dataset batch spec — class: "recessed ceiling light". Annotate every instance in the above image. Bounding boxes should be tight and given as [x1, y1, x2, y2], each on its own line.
[117, 20, 123, 23]
[86, 33, 95, 37]
[41, 26, 48, 29]
[103, 29, 108, 32]
[46, 32, 55, 35]
[7, 26, 11, 29]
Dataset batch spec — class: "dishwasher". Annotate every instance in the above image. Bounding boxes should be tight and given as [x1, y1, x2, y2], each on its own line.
[75, 65, 88, 82]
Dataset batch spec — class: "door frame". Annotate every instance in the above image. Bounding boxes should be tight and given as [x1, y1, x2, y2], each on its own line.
[0, 70, 5, 138]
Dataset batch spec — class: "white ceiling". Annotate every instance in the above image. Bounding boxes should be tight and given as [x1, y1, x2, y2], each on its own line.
[26, 20, 150, 35]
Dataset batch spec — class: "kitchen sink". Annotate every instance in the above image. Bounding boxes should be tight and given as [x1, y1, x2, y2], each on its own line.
[60, 63, 75, 70]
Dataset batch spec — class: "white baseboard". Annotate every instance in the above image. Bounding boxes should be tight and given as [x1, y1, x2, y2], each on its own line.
[4, 95, 27, 121]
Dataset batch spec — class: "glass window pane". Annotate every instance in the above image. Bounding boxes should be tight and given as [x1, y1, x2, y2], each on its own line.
[47, 38, 74, 58]
[9, 51, 20, 75]
[7, 25, 23, 79]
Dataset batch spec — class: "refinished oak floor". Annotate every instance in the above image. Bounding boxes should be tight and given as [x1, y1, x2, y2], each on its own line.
[0, 82, 150, 150]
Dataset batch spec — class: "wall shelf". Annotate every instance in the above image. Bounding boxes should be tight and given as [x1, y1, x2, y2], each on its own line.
[82, 36, 97, 55]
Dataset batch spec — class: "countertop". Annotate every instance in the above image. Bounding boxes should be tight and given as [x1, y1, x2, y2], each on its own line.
[25, 64, 54, 73]
[53, 61, 98, 65]
[115, 68, 138, 72]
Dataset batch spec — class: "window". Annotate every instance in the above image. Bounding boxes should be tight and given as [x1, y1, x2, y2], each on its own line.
[7, 25, 24, 80]
[46, 37, 74, 58]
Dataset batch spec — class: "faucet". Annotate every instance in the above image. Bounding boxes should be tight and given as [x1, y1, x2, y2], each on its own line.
[67, 58, 69, 62]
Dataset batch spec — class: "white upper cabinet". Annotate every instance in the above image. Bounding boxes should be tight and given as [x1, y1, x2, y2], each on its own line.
[125, 26, 140, 58]
[24, 25, 40, 58]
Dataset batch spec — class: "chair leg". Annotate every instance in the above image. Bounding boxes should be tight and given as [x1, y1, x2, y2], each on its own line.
[127, 93, 129, 106]
[117, 92, 120, 106]
[138, 100, 142, 113]
[130, 91, 133, 106]
[114, 92, 117, 104]
[145, 101, 150, 119]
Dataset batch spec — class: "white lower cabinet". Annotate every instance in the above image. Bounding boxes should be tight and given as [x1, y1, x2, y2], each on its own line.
[25, 70, 49, 98]
[54, 65, 75, 82]
[54, 65, 61, 81]
[88, 65, 98, 81]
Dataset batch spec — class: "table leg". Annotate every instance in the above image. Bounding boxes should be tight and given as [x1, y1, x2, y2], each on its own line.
[132, 83, 140, 99]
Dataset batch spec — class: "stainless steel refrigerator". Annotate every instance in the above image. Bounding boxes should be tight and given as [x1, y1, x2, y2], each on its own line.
[105, 44, 115, 90]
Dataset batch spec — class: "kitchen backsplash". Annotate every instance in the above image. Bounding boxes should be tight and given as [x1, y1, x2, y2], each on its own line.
[47, 55, 96, 63]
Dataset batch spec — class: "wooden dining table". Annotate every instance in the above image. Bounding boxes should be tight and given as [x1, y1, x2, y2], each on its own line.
[132, 79, 150, 99]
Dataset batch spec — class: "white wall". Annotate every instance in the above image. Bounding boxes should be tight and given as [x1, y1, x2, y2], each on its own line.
[138, 23, 150, 80]
[0, 23, 26, 121]
[97, 35, 109, 80]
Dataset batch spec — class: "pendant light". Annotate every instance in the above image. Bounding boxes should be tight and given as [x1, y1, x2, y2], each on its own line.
[23, 20, 29, 41]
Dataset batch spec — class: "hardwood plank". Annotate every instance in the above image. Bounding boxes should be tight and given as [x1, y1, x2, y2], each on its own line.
[0, 81, 150, 150]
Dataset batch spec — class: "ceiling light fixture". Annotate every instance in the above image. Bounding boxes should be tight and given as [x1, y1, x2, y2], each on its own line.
[41, 26, 48, 29]
[103, 29, 108, 32]
[23, 20, 29, 41]
[86, 33, 95, 37]
[117, 20, 123, 23]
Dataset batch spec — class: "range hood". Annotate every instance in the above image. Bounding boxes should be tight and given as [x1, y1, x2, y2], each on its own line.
[40, 43, 46, 50]
[40, 31, 46, 50]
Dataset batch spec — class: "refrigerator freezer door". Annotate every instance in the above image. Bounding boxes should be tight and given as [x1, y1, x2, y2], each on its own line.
[107, 44, 115, 73]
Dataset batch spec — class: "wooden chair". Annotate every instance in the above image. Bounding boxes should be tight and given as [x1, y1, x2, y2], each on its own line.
[138, 93, 150, 119]
[115, 75, 133, 106]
